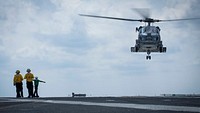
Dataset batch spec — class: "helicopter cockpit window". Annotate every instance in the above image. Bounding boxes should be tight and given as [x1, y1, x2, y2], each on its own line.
[139, 26, 160, 41]
[139, 28, 145, 34]
[143, 26, 159, 34]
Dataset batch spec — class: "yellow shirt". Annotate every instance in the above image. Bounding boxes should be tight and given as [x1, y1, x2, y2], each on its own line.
[13, 74, 23, 84]
[24, 73, 34, 82]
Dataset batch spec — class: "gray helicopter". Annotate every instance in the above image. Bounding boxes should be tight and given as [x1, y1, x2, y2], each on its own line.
[79, 10, 200, 60]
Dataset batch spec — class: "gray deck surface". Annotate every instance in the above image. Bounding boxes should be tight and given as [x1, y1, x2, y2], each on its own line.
[0, 97, 199, 113]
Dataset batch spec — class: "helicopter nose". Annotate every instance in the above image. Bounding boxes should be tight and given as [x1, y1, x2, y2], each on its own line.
[147, 33, 152, 40]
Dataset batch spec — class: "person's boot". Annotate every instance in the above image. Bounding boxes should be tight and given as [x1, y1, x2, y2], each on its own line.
[17, 93, 20, 98]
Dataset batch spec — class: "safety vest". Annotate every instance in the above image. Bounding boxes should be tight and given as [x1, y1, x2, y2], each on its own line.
[34, 79, 40, 86]
[24, 73, 34, 82]
[13, 74, 23, 84]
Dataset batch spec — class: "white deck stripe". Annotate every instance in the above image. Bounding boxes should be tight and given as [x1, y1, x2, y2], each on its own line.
[10, 99, 200, 112]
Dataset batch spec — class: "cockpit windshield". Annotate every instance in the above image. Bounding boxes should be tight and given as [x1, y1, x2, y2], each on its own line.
[140, 26, 159, 34]
[138, 26, 160, 41]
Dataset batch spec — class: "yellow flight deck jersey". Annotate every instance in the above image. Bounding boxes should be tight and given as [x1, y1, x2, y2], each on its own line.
[13, 74, 23, 84]
[24, 73, 34, 82]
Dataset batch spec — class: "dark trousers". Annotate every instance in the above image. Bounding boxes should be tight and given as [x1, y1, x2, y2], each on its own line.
[34, 85, 39, 97]
[16, 82, 23, 98]
[26, 82, 33, 97]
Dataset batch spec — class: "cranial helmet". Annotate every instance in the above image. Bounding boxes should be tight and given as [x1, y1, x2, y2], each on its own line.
[27, 69, 31, 72]
[16, 70, 20, 74]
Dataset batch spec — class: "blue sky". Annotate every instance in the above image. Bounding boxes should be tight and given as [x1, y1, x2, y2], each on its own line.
[0, 0, 200, 97]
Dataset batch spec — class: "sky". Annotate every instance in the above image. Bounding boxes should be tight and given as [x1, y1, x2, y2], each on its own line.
[0, 0, 200, 97]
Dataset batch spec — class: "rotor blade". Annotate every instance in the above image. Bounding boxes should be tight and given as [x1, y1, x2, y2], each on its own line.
[160, 18, 200, 22]
[132, 8, 151, 19]
[79, 14, 142, 22]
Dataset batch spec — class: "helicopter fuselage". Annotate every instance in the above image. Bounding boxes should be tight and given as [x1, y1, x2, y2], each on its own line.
[131, 26, 166, 59]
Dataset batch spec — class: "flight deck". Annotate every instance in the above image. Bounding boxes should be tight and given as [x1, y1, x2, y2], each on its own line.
[0, 96, 199, 113]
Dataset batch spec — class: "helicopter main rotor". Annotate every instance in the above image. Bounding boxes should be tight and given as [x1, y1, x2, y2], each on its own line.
[79, 14, 159, 26]
[79, 14, 200, 26]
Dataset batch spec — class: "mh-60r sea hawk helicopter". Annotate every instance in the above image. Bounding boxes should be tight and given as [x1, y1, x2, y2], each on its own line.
[79, 9, 200, 60]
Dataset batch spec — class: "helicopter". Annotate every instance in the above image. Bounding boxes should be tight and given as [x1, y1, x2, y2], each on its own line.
[79, 10, 200, 60]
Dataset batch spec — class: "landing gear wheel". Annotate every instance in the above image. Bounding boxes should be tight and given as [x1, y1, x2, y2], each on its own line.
[146, 56, 151, 60]
[146, 50, 151, 60]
